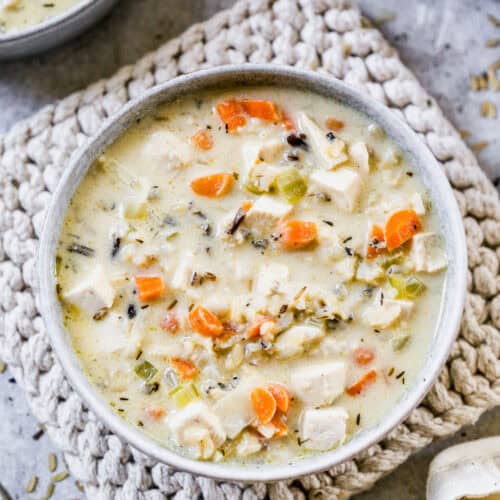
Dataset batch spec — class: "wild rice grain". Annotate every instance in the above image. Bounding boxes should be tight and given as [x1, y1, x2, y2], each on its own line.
[48, 452, 57, 472]
[52, 471, 69, 482]
[26, 475, 38, 493]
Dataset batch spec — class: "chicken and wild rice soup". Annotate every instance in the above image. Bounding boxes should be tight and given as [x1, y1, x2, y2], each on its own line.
[56, 87, 447, 464]
[0, 0, 83, 33]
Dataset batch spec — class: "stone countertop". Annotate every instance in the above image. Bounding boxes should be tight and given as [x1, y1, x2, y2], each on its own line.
[0, 0, 498, 498]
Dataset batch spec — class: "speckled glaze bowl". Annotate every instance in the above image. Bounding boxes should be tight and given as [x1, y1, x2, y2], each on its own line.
[37, 65, 468, 482]
[0, 0, 117, 59]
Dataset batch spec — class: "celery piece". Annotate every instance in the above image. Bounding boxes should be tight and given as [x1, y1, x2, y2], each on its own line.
[134, 361, 158, 381]
[389, 274, 426, 299]
[169, 383, 199, 408]
[276, 167, 307, 203]
[392, 333, 410, 351]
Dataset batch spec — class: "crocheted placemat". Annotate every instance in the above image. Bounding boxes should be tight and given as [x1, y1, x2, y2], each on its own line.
[0, 0, 499, 498]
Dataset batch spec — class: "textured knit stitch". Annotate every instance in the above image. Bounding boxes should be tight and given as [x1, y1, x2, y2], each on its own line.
[0, 1, 499, 498]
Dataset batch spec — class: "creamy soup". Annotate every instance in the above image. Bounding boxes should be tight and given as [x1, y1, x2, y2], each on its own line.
[56, 87, 447, 464]
[0, 0, 84, 33]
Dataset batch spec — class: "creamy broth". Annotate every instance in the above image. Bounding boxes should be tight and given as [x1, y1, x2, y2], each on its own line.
[0, 0, 84, 33]
[56, 87, 447, 464]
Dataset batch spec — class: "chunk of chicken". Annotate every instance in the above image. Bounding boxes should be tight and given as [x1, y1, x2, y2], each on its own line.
[243, 139, 284, 169]
[349, 142, 370, 174]
[290, 360, 346, 406]
[363, 294, 414, 329]
[168, 401, 226, 460]
[310, 169, 362, 213]
[297, 113, 348, 169]
[63, 267, 115, 316]
[142, 130, 193, 169]
[236, 431, 263, 457]
[246, 162, 281, 193]
[317, 224, 345, 261]
[275, 325, 324, 359]
[243, 195, 292, 236]
[255, 262, 289, 297]
[410, 232, 447, 273]
[356, 261, 384, 284]
[334, 256, 358, 282]
[299, 406, 348, 450]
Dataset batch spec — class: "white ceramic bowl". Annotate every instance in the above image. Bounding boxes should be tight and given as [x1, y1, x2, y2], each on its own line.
[37, 64, 468, 482]
[0, 0, 117, 59]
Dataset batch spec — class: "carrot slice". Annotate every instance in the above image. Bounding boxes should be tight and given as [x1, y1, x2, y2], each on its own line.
[247, 316, 276, 339]
[188, 305, 224, 337]
[216, 100, 247, 132]
[346, 369, 377, 396]
[385, 209, 422, 251]
[171, 358, 198, 380]
[270, 415, 288, 437]
[191, 129, 213, 150]
[241, 99, 282, 122]
[251, 387, 277, 424]
[161, 312, 179, 333]
[282, 112, 295, 131]
[241, 200, 254, 212]
[267, 383, 291, 413]
[191, 173, 234, 198]
[280, 220, 318, 250]
[326, 117, 345, 131]
[144, 406, 165, 420]
[134, 275, 164, 302]
[366, 225, 385, 259]
[353, 347, 375, 366]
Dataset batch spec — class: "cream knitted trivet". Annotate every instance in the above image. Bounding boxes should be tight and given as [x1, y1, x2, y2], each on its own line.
[0, 1, 499, 498]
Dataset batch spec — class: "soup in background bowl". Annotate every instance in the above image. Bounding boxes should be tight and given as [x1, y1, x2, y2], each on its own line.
[38, 65, 467, 482]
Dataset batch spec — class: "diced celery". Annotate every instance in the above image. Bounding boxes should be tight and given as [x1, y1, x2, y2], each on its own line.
[244, 181, 266, 195]
[134, 361, 158, 381]
[276, 168, 307, 203]
[389, 274, 427, 299]
[392, 333, 410, 351]
[169, 383, 199, 408]
[379, 252, 404, 270]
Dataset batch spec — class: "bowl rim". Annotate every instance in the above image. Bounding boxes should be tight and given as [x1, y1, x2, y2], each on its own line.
[0, 0, 99, 42]
[37, 64, 468, 483]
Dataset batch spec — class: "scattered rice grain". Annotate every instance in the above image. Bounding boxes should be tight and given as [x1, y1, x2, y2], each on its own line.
[471, 141, 489, 152]
[48, 452, 57, 472]
[487, 13, 500, 27]
[52, 471, 69, 483]
[486, 38, 500, 48]
[46, 482, 55, 498]
[26, 475, 38, 493]
[481, 100, 497, 118]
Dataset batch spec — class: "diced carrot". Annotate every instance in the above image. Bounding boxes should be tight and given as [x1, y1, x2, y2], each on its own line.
[385, 209, 422, 252]
[366, 225, 385, 259]
[353, 347, 375, 366]
[247, 316, 276, 339]
[270, 414, 288, 437]
[134, 275, 164, 302]
[326, 117, 345, 131]
[241, 99, 282, 122]
[280, 220, 318, 250]
[171, 358, 198, 380]
[251, 387, 277, 424]
[191, 129, 214, 150]
[188, 305, 224, 337]
[282, 113, 295, 131]
[346, 369, 377, 396]
[161, 312, 179, 333]
[267, 383, 291, 413]
[216, 100, 247, 132]
[241, 200, 254, 212]
[144, 406, 165, 420]
[191, 173, 234, 198]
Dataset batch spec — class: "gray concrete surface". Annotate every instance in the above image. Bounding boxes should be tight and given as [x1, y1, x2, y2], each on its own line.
[0, 0, 498, 498]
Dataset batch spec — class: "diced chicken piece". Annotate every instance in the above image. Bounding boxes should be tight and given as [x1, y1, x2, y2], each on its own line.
[243, 196, 292, 235]
[63, 267, 115, 316]
[298, 406, 348, 451]
[256, 423, 276, 439]
[142, 130, 193, 169]
[171, 253, 195, 290]
[246, 162, 281, 193]
[168, 401, 226, 460]
[213, 378, 261, 438]
[255, 263, 289, 297]
[334, 256, 358, 282]
[310, 169, 362, 213]
[410, 193, 426, 216]
[371, 193, 426, 217]
[275, 325, 324, 359]
[385, 298, 414, 320]
[349, 142, 370, 173]
[258, 140, 284, 163]
[297, 113, 348, 169]
[363, 293, 414, 328]
[410, 232, 447, 273]
[290, 361, 346, 407]
[317, 225, 345, 261]
[236, 431, 263, 457]
[356, 261, 384, 284]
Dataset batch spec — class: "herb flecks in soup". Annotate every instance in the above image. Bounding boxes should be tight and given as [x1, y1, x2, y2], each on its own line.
[56, 87, 447, 464]
[0, 0, 83, 33]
